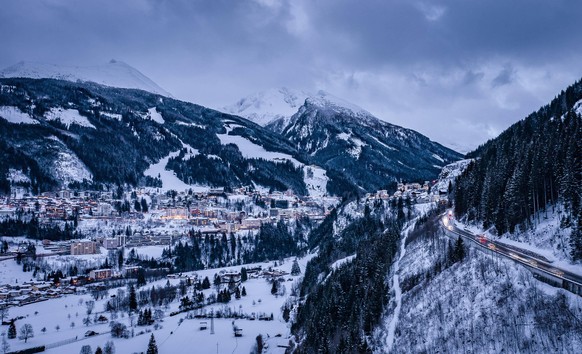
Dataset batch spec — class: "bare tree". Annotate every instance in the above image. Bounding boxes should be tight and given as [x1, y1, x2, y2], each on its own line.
[85, 300, 95, 315]
[1, 334, 9, 354]
[0, 306, 8, 323]
[18, 324, 34, 343]
[83, 316, 92, 327]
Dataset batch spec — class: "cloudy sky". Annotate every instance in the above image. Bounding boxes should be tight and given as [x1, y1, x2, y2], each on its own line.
[2, 0, 581, 152]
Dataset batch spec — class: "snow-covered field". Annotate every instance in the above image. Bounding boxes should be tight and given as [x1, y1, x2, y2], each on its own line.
[1, 254, 314, 354]
[45, 107, 95, 129]
[217, 133, 302, 168]
[0, 106, 39, 125]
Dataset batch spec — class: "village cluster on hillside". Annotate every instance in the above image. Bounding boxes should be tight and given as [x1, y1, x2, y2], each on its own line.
[0, 186, 343, 254]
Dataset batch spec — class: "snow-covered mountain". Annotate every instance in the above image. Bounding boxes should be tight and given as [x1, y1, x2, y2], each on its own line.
[223, 87, 309, 127]
[0, 77, 331, 196]
[267, 91, 463, 192]
[0, 60, 172, 97]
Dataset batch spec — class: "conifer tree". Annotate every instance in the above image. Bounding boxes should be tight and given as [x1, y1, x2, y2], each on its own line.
[291, 259, 301, 276]
[7, 322, 16, 339]
[129, 285, 137, 312]
[146, 333, 158, 354]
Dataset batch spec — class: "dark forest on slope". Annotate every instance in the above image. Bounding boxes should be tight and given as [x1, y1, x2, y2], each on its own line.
[454, 78, 582, 260]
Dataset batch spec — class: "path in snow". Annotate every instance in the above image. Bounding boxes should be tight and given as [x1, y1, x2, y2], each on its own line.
[385, 221, 415, 352]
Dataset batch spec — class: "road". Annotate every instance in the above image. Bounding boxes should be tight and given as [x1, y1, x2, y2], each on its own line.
[440, 212, 582, 295]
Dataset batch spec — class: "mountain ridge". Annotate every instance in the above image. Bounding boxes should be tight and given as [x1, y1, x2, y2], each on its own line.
[0, 78, 323, 196]
[267, 91, 463, 191]
[0, 60, 172, 97]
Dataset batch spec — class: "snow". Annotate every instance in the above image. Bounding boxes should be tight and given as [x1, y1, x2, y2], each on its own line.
[382, 204, 432, 352]
[175, 121, 206, 129]
[45, 108, 95, 129]
[431, 153, 444, 163]
[573, 98, 582, 116]
[371, 199, 582, 353]
[303, 165, 328, 197]
[454, 209, 582, 275]
[0, 60, 172, 97]
[146, 107, 164, 124]
[432, 159, 472, 193]
[371, 136, 397, 151]
[0, 106, 39, 124]
[46, 136, 93, 184]
[384, 226, 408, 352]
[224, 88, 376, 128]
[144, 150, 199, 193]
[330, 254, 356, 271]
[1, 255, 314, 354]
[307, 91, 373, 122]
[217, 133, 302, 167]
[100, 112, 122, 120]
[0, 258, 40, 284]
[222, 87, 309, 126]
[126, 246, 165, 260]
[337, 132, 366, 158]
[143, 136, 202, 192]
[7, 169, 31, 184]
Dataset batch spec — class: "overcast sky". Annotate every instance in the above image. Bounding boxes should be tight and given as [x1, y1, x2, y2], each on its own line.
[2, 0, 581, 153]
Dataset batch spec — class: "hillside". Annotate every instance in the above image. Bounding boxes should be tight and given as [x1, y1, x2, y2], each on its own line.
[453, 78, 582, 261]
[0, 78, 325, 196]
[373, 211, 582, 353]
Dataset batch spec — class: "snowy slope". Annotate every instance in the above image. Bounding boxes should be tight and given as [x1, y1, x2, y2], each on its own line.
[223, 87, 309, 127]
[0, 106, 39, 125]
[432, 159, 472, 194]
[3, 255, 314, 354]
[0, 60, 172, 97]
[374, 226, 582, 353]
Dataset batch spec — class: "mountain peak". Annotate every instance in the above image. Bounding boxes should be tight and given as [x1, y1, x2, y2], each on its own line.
[303, 90, 375, 123]
[223, 87, 309, 126]
[0, 60, 172, 97]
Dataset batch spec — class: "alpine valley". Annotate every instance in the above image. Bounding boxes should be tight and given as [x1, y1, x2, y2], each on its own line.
[0, 61, 581, 354]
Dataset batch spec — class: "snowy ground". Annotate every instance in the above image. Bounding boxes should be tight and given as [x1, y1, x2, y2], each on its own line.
[0, 254, 315, 354]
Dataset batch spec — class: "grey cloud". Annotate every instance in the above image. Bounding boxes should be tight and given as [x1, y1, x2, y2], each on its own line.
[1, 0, 581, 152]
[492, 65, 516, 88]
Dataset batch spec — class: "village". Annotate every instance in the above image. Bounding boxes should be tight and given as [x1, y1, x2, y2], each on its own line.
[0, 186, 341, 251]
[0, 181, 440, 254]
[0, 181, 437, 309]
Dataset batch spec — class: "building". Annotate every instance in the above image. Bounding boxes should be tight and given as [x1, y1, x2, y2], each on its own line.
[103, 238, 118, 249]
[96, 203, 113, 216]
[70, 240, 98, 255]
[89, 268, 112, 280]
[241, 217, 263, 229]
